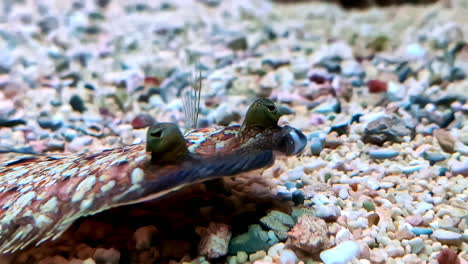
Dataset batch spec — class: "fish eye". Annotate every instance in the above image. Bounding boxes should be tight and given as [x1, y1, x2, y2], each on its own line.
[151, 130, 163, 138]
[266, 104, 276, 112]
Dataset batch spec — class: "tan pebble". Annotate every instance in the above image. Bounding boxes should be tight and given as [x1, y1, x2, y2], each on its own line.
[434, 129, 455, 153]
[93, 248, 120, 264]
[249, 250, 266, 262]
[134, 225, 158, 250]
[37, 256, 68, 264]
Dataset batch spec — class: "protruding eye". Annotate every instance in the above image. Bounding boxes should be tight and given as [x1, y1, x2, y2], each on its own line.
[267, 104, 276, 112]
[151, 130, 163, 138]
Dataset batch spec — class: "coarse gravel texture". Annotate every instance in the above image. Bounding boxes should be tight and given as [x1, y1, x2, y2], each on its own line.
[0, 0, 467, 264]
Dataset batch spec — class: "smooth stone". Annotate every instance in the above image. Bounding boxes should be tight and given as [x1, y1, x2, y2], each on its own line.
[433, 129, 455, 153]
[0, 118, 27, 128]
[362, 115, 414, 145]
[411, 227, 433, 236]
[37, 117, 63, 131]
[405, 237, 425, 254]
[310, 137, 324, 156]
[451, 161, 468, 176]
[267, 243, 285, 257]
[69, 94, 87, 113]
[422, 151, 447, 165]
[320, 240, 360, 264]
[236, 251, 248, 263]
[315, 204, 340, 220]
[402, 166, 422, 175]
[369, 149, 399, 159]
[284, 182, 295, 190]
[432, 230, 463, 245]
[386, 82, 405, 101]
[279, 249, 298, 264]
[292, 190, 305, 205]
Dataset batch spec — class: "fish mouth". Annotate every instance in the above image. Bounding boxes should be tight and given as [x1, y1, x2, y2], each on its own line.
[278, 125, 307, 156]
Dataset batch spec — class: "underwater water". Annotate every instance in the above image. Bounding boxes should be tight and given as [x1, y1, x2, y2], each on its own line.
[0, 0, 467, 263]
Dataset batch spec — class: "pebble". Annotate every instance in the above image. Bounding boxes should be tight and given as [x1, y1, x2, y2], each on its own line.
[196, 223, 231, 258]
[368, 80, 388, 93]
[134, 225, 158, 250]
[279, 249, 298, 264]
[411, 227, 433, 236]
[131, 114, 156, 129]
[315, 204, 340, 220]
[422, 151, 447, 165]
[0, 118, 27, 128]
[249, 250, 266, 262]
[432, 229, 463, 245]
[451, 160, 468, 176]
[260, 211, 294, 240]
[236, 251, 248, 263]
[319, 240, 360, 264]
[287, 215, 332, 254]
[69, 94, 87, 113]
[93, 248, 120, 264]
[291, 190, 305, 205]
[362, 115, 414, 145]
[369, 148, 399, 159]
[403, 237, 425, 254]
[434, 129, 455, 153]
[228, 225, 270, 254]
[267, 243, 285, 257]
[309, 137, 324, 156]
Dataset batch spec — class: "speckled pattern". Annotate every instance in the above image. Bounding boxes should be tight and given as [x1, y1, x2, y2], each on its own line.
[0, 142, 278, 253]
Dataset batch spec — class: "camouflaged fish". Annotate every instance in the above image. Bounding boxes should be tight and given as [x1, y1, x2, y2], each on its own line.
[0, 121, 284, 253]
[0, 100, 306, 253]
[186, 97, 306, 156]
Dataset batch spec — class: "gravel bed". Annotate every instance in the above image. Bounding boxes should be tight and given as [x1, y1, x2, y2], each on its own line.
[0, 0, 467, 263]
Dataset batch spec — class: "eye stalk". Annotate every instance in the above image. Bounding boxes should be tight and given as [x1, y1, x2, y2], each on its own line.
[266, 104, 276, 112]
[150, 130, 163, 138]
[146, 123, 189, 165]
[242, 98, 285, 130]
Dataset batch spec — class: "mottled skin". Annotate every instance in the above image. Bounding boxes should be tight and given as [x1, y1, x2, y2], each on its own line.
[0, 99, 307, 254]
[0, 124, 276, 253]
[185, 98, 305, 155]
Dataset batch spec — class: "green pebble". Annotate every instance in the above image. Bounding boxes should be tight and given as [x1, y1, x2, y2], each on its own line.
[236, 251, 248, 263]
[267, 230, 279, 245]
[229, 225, 270, 254]
[291, 207, 314, 222]
[227, 256, 238, 264]
[362, 200, 376, 212]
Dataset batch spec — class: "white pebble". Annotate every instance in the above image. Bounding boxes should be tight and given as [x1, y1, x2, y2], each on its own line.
[267, 243, 285, 257]
[320, 240, 360, 264]
[279, 249, 298, 264]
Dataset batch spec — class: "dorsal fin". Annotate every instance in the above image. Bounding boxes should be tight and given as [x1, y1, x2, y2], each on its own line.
[182, 64, 202, 133]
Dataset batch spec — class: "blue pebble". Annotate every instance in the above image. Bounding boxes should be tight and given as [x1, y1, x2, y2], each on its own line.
[295, 180, 304, 189]
[277, 192, 292, 200]
[310, 137, 324, 155]
[292, 190, 305, 205]
[422, 151, 447, 165]
[284, 181, 295, 190]
[411, 227, 433, 236]
[439, 167, 449, 176]
[402, 166, 422, 175]
[369, 149, 399, 159]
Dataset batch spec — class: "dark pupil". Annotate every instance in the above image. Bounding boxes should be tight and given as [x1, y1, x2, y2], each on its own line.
[267, 105, 275, 111]
[151, 130, 163, 138]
